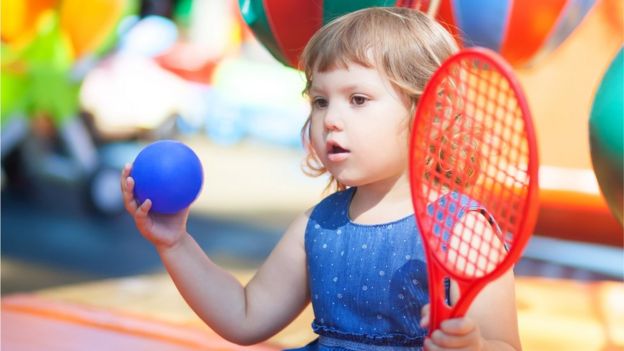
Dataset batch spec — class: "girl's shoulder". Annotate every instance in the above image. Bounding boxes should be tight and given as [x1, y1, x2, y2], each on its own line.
[310, 187, 355, 219]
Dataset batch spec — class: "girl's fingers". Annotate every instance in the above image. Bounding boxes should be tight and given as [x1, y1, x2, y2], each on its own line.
[420, 304, 430, 327]
[122, 163, 131, 176]
[122, 176, 138, 212]
[440, 318, 476, 336]
[136, 198, 152, 217]
[428, 318, 480, 349]
[121, 163, 131, 189]
[133, 199, 152, 229]
[121, 164, 131, 194]
[430, 329, 475, 348]
[420, 314, 430, 328]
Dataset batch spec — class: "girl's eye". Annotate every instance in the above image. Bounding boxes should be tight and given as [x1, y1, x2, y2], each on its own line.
[351, 95, 368, 105]
[312, 98, 328, 109]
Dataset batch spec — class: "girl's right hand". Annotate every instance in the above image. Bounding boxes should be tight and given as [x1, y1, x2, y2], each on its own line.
[121, 163, 190, 249]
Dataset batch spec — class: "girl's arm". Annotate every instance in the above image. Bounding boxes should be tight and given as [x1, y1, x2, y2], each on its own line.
[157, 211, 310, 345]
[121, 164, 310, 344]
[464, 269, 521, 351]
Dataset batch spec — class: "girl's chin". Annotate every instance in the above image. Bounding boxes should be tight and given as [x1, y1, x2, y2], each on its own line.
[330, 174, 364, 188]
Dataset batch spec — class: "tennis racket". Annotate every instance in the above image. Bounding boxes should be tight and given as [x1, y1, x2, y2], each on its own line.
[408, 47, 539, 334]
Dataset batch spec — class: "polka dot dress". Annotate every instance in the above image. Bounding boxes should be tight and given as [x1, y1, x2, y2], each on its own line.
[303, 188, 429, 349]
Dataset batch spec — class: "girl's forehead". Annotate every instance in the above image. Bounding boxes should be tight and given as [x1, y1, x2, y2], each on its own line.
[309, 63, 391, 90]
[310, 52, 375, 74]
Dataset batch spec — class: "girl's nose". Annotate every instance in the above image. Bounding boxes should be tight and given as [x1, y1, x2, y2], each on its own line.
[323, 106, 343, 131]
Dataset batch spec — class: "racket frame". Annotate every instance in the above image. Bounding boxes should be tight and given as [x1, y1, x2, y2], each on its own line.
[408, 47, 540, 334]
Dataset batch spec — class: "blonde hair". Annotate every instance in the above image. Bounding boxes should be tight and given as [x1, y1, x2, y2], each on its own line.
[299, 7, 459, 192]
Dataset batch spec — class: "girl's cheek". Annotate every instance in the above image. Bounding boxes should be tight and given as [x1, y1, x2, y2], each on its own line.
[308, 136, 324, 158]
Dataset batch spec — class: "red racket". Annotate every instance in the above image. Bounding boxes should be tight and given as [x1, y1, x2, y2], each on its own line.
[409, 47, 539, 334]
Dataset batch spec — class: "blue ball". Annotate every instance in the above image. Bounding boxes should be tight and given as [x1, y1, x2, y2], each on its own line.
[131, 140, 203, 214]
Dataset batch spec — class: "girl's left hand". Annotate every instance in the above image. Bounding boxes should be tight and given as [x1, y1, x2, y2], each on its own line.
[420, 304, 483, 351]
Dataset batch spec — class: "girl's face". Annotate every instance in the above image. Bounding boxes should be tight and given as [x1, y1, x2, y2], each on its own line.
[308, 63, 412, 187]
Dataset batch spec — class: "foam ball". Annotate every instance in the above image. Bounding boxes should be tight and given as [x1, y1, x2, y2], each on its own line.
[589, 47, 623, 225]
[131, 140, 203, 214]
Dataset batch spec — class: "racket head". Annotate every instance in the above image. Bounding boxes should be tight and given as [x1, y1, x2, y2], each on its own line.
[409, 47, 539, 331]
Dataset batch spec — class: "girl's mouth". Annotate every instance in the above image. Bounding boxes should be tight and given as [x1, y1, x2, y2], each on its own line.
[330, 144, 349, 154]
[327, 143, 350, 162]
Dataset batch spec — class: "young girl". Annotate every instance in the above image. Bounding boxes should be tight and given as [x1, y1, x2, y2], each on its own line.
[121, 7, 521, 351]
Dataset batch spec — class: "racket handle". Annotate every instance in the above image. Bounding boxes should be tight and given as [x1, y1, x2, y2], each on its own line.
[427, 261, 453, 334]
[429, 290, 452, 334]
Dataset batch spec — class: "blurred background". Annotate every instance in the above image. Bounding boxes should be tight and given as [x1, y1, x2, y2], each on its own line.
[1, 0, 623, 349]
[1, 0, 329, 294]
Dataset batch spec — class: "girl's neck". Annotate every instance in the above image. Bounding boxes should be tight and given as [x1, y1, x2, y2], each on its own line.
[348, 173, 413, 225]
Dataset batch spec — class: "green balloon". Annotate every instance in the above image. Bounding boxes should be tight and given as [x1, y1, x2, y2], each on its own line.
[0, 44, 28, 127]
[322, 0, 396, 23]
[239, 0, 289, 64]
[589, 47, 623, 225]
[19, 13, 79, 126]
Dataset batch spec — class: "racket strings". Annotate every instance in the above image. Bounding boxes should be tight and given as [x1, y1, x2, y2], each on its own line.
[413, 56, 531, 279]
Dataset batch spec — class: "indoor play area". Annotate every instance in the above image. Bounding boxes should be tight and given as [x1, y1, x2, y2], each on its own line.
[1, 0, 623, 350]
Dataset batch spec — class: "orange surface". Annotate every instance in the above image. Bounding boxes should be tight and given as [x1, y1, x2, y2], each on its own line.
[1, 295, 280, 351]
[2, 275, 623, 351]
[537, 188, 623, 246]
[516, 278, 624, 351]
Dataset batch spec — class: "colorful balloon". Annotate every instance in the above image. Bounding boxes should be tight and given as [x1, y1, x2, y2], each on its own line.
[1, 0, 135, 127]
[1, 68, 29, 124]
[436, 0, 596, 66]
[589, 47, 623, 225]
[59, 0, 127, 59]
[239, 0, 595, 68]
[15, 12, 79, 125]
[1, 0, 56, 47]
[239, 0, 400, 67]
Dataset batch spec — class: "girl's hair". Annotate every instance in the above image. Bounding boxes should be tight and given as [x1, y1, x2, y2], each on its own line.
[299, 7, 459, 192]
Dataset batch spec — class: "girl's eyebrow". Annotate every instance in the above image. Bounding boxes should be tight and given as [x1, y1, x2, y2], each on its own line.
[339, 84, 363, 94]
[310, 84, 368, 95]
[308, 86, 322, 95]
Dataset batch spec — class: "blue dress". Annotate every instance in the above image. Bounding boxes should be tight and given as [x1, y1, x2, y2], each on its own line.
[289, 187, 483, 351]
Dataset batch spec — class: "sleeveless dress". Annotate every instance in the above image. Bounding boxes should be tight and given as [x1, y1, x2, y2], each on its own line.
[289, 187, 485, 351]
